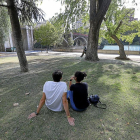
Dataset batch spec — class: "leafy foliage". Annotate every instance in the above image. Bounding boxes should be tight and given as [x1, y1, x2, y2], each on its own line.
[67, 37, 74, 47]
[34, 21, 64, 46]
[121, 21, 140, 44]
[15, 0, 45, 24]
[56, 0, 89, 31]
[0, 0, 45, 24]
[101, 0, 140, 44]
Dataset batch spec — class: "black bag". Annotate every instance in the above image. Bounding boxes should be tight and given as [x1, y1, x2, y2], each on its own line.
[88, 95, 107, 109]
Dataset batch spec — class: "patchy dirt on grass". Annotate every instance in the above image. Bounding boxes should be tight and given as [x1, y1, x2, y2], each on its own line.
[0, 53, 140, 140]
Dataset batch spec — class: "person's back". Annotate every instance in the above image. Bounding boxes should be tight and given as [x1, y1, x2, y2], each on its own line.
[68, 71, 89, 111]
[43, 81, 67, 111]
[70, 82, 89, 109]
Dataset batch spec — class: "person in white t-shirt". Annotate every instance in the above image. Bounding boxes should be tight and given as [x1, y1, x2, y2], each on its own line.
[28, 70, 75, 126]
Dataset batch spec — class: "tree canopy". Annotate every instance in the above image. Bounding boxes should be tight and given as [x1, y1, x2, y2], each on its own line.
[0, 0, 45, 24]
[55, 0, 89, 33]
[102, 0, 139, 43]
[100, 0, 140, 59]
[34, 21, 64, 47]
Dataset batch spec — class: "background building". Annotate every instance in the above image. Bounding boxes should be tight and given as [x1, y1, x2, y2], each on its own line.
[129, 8, 138, 22]
[4, 26, 34, 51]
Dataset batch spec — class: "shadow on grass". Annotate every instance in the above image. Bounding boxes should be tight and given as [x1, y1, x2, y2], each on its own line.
[0, 56, 140, 140]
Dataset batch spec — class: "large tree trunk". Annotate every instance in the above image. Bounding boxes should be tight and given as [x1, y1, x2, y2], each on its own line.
[86, 0, 111, 61]
[86, 22, 101, 61]
[111, 34, 127, 59]
[6, 0, 28, 72]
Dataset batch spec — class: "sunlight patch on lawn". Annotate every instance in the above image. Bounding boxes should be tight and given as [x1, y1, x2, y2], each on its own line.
[0, 57, 19, 64]
[0, 55, 140, 140]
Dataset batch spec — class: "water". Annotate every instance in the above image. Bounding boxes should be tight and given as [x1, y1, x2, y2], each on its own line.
[103, 45, 140, 51]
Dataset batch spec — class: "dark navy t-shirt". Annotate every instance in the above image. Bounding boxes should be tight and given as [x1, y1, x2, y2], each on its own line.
[70, 83, 89, 109]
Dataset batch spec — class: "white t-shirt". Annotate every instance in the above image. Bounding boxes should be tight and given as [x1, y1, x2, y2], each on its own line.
[43, 81, 67, 111]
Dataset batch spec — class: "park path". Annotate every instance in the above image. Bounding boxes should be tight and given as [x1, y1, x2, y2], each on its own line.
[0, 50, 140, 65]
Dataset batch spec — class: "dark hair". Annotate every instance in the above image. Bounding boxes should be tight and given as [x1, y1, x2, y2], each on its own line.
[74, 71, 87, 82]
[52, 70, 63, 82]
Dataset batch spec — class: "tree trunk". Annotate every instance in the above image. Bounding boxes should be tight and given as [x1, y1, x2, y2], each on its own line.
[111, 34, 127, 59]
[85, 0, 111, 61]
[86, 23, 100, 61]
[0, 41, 5, 52]
[6, 0, 28, 72]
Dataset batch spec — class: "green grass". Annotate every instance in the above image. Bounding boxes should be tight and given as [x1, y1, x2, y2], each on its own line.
[0, 54, 140, 140]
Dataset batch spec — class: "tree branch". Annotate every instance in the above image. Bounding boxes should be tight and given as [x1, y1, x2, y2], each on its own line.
[114, 20, 123, 34]
[96, 0, 111, 24]
[114, 10, 133, 34]
[0, 4, 9, 8]
[16, 0, 45, 23]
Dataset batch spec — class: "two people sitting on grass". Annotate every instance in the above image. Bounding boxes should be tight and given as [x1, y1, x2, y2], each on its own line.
[28, 70, 89, 126]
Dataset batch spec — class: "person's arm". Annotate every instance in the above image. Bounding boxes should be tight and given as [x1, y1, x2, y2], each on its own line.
[62, 92, 75, 126]
[69, 77, 74, 89]
[28, 92, 46, 119]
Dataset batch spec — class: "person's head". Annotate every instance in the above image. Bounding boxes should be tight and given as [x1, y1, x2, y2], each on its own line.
[74, 71, 87, 82]
[52, 70, 63, 82]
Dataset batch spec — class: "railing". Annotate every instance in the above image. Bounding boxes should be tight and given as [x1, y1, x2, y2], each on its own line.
[73, 33, 88, 37]
[103, 45, 140, 51]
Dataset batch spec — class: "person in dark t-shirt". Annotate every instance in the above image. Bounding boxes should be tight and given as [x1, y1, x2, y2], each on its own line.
[67, 71, 89, 111]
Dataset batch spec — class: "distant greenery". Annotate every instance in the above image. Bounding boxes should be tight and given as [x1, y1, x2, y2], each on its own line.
[67, 37, 74, 47]
[34, 21, 64, 47]
[100, 35, 140, 47]
[99, 0, 140, 56]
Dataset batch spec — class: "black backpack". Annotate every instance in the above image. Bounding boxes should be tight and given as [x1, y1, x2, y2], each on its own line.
[88, 95, 107, 109]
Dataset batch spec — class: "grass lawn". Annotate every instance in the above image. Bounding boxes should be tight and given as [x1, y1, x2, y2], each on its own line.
[0, 54, 140, 140]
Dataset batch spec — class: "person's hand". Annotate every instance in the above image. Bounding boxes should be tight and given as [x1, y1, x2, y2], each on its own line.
[70, 77, 74, 81]
[28, 112, 37, 119]
[67, 117, 75, 126]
